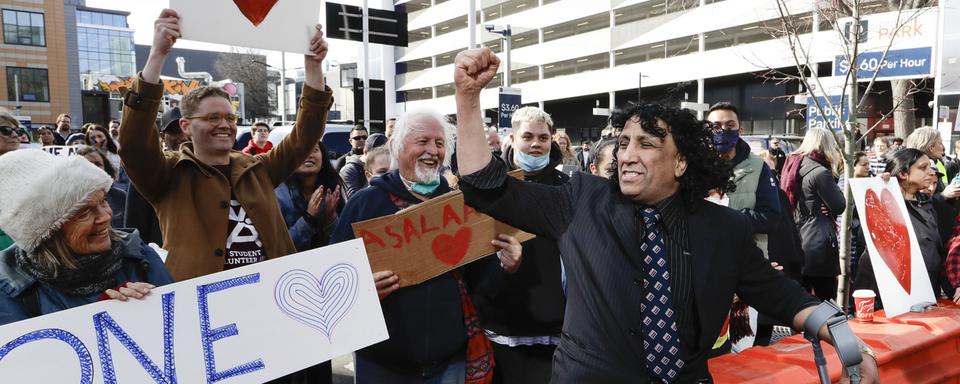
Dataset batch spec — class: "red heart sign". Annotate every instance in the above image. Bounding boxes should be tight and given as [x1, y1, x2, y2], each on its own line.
[863, 188, 911, 294]
[432, 227, 472, 266]
[233, 0, 279, 27]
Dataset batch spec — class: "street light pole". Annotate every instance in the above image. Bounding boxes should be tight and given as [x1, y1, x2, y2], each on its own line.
[13, 74, 21, 111]
[504, 25, 512, 87]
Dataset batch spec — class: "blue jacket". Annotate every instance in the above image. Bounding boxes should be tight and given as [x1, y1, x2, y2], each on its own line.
[276, 180, 336, 252]
[330, 170, 467, 368]
[0, 229, 174, 325]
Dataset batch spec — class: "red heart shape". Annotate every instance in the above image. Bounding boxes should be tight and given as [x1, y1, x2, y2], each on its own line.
[431, 227, 472, 266]
[863, 188, 911, 294]
[233, 0, 279, 27]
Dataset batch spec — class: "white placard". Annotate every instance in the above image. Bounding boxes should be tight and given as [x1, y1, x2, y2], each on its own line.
[171, 0, 323, 55]
[0, 238, 387, 383]
[41, 145, 79, 157]
[849, 178, 936, 317]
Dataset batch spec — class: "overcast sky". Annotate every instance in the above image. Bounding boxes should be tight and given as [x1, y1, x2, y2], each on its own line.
[86, 0, 364, 73]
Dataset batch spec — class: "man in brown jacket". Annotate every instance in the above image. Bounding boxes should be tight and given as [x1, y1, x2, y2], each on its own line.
[119, 9, 333, 281]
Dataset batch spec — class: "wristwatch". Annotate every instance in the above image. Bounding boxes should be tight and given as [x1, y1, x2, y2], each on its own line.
[859, 343, 877, 362]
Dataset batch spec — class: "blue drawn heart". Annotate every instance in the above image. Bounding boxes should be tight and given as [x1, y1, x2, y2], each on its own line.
[274, 264, 359, 341]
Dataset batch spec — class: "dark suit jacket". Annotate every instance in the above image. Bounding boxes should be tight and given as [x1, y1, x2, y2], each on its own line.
[459, 159, 817, 383]
[575, 150, 590, 172]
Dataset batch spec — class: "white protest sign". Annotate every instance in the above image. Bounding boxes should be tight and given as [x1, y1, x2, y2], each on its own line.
[849, 178, 936, 317]
[41, 145, 79, 157]
[0, 238, 387, 383]
[171, 0, 323, 56]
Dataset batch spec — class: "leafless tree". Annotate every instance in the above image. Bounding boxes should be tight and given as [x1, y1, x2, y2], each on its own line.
[764, 0, 935, 309]
[215, 48, 271, 120]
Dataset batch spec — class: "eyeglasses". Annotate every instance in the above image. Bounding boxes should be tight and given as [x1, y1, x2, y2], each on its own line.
[184, 113, 239, 125]
[351, 135, 368, 141]
[0, 126, 23, 137]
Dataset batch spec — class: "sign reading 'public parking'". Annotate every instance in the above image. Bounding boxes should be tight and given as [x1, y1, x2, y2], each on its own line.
[834, 47, 932, 80]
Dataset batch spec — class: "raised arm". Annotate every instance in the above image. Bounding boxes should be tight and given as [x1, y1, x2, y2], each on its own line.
[454, 48, 573, 240]
[454, 48, 500, 175]
[262, 26, 333, 185]
[118, 9, 179, 202]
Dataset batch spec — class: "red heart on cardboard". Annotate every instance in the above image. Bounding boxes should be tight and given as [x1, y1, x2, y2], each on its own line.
[432, 227, 472, 266]
[233, 0, 279, 27]
[863, 188, 911, 294]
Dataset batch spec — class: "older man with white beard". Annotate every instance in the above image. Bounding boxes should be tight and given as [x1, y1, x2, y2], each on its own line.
[330, 108, 522, 384]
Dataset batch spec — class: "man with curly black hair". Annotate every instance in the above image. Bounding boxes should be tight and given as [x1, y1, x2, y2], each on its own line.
[451, 47, 878, 383]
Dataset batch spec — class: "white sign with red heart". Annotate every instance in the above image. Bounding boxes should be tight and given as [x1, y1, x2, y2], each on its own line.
[171, 0, 323, 55]
[849, 177, 936, 317]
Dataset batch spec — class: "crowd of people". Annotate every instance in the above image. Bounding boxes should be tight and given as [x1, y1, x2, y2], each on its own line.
[0, 9, 922, 384]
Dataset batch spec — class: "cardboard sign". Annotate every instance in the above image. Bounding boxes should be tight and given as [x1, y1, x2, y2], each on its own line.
[0, 239, 388, 383]
[171, 0, 323, 56]
[352, 190, 535, 288]
[41, 145, 79, 157]
[849, 178, 936, 317]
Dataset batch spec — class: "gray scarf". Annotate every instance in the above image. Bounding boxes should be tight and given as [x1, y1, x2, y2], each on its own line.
[15, 244, 123, 296]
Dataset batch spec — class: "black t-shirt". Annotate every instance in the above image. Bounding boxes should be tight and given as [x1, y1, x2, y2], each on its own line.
[214, 165, 267, 269]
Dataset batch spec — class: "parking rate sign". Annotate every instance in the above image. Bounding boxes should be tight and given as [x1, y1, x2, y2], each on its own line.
[807, 95, 848, 131]
[834, 47, 933, 80]
[499, 88, 522, 129]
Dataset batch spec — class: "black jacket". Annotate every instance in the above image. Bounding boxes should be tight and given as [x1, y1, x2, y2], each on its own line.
[794, 157, 846, 277]
[459, 158, 818, 383]
[466, 143, 568, 338]
[854, 193, 945, 305]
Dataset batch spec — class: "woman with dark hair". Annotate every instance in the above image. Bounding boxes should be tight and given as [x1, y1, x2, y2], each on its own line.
[276, 141, 345, 252]
[85, 124, 121, 170]
[76, 145, 127, 230]
[780, 127, 846, 301]
[273, 142, 343, 384]
[37, 126, 57, 146]
[854, 148, 944, 306]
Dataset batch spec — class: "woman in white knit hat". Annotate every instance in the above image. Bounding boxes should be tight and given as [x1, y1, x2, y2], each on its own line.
[0, 149, 173, 324]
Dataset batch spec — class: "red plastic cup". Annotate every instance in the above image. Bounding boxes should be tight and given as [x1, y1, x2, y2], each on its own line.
[853, 289, 876, 322]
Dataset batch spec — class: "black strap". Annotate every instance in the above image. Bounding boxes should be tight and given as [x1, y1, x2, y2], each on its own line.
[19, 284, 41, 318]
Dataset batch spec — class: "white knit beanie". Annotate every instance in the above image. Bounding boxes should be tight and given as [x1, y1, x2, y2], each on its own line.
[0, 149, 112, 252]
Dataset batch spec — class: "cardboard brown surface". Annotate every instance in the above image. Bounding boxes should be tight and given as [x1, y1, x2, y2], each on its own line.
[352, 190, 535, 287]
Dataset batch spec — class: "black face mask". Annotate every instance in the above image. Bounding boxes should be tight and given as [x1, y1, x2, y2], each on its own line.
[352, 147, 363, 155]
[492, 149, 503, 159]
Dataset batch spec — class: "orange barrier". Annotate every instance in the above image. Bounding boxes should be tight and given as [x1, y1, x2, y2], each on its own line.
[709, 300, 960, 383]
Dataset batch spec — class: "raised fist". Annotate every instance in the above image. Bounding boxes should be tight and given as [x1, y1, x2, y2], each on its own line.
[150, 9, 181, 58]
[454, 47, 501, 96]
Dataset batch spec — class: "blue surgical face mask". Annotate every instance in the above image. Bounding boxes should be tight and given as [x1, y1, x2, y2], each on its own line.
[514, 148, 550, 172]
[411, 178, 440, 195]
[712, 129, 740, 153]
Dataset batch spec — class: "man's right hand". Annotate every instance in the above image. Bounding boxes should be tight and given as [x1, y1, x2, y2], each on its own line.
[143, 9, 181, 83]
[373, 271, 399, 300]
[454, 47, 500, 97]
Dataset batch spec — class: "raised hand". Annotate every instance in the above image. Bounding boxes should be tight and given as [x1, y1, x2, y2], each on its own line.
[304, 25, 329, 90]
[143, 9, 181, 83]
[454, 47, 501, 97]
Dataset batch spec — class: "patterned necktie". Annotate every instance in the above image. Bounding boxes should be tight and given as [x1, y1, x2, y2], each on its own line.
[639, 207, 684, 383]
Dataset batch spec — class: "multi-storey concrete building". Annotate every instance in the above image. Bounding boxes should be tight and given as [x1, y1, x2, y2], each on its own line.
[393, 0, 937, 142]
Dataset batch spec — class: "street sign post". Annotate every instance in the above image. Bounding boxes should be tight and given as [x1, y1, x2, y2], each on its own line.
[325, 2, 407, 47]
[498, 87, 522, 129]
[354, 78, 386, 132]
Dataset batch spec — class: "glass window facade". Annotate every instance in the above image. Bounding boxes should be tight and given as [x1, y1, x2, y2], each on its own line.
[76, 11, 135, 76]
[6, 67, 50, 102]
[2, 9, 45, 47]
